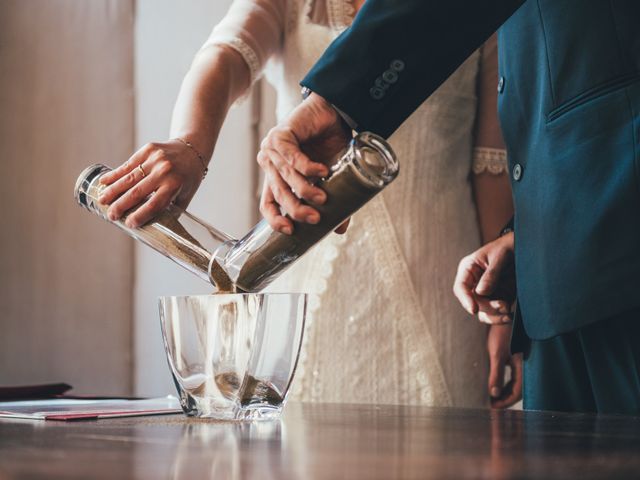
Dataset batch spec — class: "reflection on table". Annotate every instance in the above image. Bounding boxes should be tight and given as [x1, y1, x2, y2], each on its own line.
[1, 402, 639, 479]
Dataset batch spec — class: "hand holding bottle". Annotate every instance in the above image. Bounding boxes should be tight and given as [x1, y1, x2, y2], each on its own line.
[97, 139, 207, 229]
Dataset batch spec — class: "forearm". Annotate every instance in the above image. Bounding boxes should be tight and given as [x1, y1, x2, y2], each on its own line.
[170, 44, 251, 162]
[473, 173, 513, 243]
[472, 33, 513, 243]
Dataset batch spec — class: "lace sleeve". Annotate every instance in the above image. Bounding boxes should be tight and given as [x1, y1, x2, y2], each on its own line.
[472, 147, 508, 175]
[201, 0, 287, 87]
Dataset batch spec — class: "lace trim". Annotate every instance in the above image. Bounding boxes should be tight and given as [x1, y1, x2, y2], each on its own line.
[292, 195, 453, 406]
[290, 229, 348, 399]
[208, 38, 262, 105]
[374, 195, 453, 406]
[305, 0, 355, 31]
[472, 147, 508, 175]
[328, 0, 354, 30]
[288, 0, 299, 33]
[226, 38, 261, 86]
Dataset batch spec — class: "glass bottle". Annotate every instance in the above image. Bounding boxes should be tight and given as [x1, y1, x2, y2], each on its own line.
[74, 132, 398, 292]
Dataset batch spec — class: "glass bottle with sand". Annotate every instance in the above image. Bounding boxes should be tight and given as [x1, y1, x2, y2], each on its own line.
[74, 132, 398, 292]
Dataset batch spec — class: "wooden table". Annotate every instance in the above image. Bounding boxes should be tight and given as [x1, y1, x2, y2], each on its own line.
[1, 402, 639, 479]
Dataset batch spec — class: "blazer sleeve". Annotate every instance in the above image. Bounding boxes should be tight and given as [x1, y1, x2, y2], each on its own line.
[301, 0, 526, 138]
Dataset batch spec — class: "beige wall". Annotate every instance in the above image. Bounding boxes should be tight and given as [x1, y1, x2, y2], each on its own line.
[0, 0, 261, 397]
[0, 0, 135, 394]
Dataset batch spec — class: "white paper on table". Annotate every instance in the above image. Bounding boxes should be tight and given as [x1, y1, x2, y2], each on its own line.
[0, 396, 182, 421]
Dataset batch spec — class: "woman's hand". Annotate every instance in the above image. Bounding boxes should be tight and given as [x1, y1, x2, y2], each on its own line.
[98, 139, 206, 228]
[487, 323, 523, 408]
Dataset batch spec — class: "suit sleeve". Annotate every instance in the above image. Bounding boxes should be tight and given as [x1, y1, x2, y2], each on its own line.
[301, 0, 526, 138]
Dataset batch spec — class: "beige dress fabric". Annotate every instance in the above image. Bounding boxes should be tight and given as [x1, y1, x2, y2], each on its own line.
[206, 0, 506, 407]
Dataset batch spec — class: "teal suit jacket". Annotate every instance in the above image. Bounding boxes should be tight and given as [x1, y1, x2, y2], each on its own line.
[302, 0, 640, 339]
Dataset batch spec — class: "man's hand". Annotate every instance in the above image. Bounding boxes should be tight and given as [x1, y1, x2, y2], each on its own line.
[257, 93, 352, 235]
[487, 323, 523, 408]
[453, 232, 516, 324]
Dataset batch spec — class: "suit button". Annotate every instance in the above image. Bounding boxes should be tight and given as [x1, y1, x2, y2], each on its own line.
[370, 87, 385, 100]
[375, 77, 387, 89]
[498, 76, 505, 94]
[513, 163, 523, 181]
[382, 70, 398, 84]
[390, 59, 405, 72]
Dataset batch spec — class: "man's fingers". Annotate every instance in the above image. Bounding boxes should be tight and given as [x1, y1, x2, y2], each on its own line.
[453, 256, 483, 315]
[124, 186, 178, 229]
[261, 148, 327, 205]
[261, 160, 319, 224]
[283, 143, 329, 178]
[269, 128, 329, 178]
[260, 181, 293, 235]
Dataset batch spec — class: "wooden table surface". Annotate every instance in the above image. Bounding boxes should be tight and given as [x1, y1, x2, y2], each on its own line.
[1, 402, 639, 479]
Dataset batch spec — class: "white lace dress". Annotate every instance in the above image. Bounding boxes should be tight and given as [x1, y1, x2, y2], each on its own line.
[206, 0, 507, 407]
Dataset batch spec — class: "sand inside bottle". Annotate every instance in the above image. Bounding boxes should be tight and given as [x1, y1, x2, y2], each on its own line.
[230, 155, 386, 291]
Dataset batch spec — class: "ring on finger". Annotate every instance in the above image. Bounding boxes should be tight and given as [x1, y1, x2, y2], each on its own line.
[138, 164, 146, 178]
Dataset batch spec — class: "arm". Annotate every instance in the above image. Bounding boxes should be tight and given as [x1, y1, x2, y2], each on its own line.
[470, 35, 521, 409]
[302, 0, 526, 138]
[258, 0, 525, 232]
[99, 0, 286, 228]
[472, 34, 513, 244]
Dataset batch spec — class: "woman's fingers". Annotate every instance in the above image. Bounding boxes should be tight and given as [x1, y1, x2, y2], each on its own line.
[106, 166, 162, 222]
[475, 246, 509, 296]
[260, 181, 293, 235]
[124, 185, 179, 229]
[453, 256, 483, 315]
[99, 143, 154, 186]
[100, 164, 150, 216]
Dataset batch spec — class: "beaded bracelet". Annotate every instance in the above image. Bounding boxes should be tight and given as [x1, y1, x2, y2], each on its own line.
[175, 137, 209, 179]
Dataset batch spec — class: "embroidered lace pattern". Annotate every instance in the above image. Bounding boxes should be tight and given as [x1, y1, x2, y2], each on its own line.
[287, 230, 347, 400]
[226, 37, 262, 86]
[327, 0, 355, 30]
[472, 147, 508, 175]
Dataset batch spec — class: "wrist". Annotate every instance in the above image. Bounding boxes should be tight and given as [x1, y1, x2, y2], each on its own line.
[172, 136, 210, 180]
[303, 89, 358, 132]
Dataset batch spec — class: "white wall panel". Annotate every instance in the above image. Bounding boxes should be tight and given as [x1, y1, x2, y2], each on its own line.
[134, 0, 255, 395]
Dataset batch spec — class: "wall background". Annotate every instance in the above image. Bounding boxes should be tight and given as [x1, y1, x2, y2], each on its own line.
[0, 0, 262, 396]
[0, 0, 135, 394]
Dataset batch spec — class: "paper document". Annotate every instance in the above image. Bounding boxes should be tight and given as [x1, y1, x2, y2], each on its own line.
[0, 396, 182, 421]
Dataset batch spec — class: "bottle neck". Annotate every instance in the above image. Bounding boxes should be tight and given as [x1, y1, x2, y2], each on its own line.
[344, 132, 398, 188]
